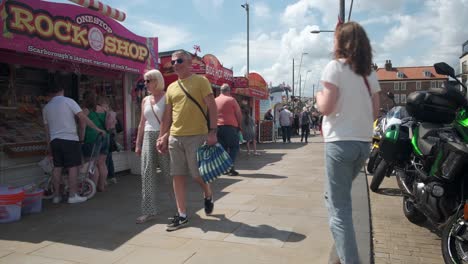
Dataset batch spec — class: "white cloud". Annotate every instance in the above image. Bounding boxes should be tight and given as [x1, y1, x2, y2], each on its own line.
[134, 21, 194, 51]
[253, 2, 271, 19]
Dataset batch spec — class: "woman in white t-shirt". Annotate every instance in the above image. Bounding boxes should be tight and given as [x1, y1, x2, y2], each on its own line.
[134, 69, 170, 224]
[316, 21, 381, 264]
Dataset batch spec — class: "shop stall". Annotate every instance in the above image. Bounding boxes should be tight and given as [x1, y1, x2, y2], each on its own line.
[0, 0, 158, 186]
[232, 73, 270, 142]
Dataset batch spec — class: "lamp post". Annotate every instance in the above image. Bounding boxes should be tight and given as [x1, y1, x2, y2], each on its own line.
[297, 52, 308, 99]
[241, 3, 249, 77]
[302, 70, 311, 98]
[310, 30, 335, 33]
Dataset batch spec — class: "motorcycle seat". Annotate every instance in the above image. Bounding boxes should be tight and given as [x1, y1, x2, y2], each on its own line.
[418, 123, 443, 156]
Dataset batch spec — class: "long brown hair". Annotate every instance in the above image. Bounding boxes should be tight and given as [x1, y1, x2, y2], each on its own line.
[334, 21, 373, 76]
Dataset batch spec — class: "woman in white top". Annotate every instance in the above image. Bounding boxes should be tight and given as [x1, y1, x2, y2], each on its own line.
[135, 69, 170, 224]
[316, 21, 380, 264]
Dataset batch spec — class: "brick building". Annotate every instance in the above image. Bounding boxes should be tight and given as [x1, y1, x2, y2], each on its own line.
[376, 60, 448, 109]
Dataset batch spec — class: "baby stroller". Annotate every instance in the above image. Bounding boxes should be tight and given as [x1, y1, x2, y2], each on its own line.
[38, 138, 102, 201]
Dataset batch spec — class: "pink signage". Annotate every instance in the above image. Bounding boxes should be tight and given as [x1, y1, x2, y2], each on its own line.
[0, 0, 158, 74]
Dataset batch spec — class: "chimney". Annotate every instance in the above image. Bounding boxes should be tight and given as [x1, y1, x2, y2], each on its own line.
[385, 60, 392, 71]
[371, 63, 378, 71]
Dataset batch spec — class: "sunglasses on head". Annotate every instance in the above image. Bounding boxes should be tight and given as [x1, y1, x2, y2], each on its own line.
[144, 79, 152, 84]
[171, 58, 184, 65]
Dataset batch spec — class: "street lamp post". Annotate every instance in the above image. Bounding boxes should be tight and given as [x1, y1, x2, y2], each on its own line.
[297, 52, 308, 98]
[302, 70, 311, 98]
[241, 3, 249, 77]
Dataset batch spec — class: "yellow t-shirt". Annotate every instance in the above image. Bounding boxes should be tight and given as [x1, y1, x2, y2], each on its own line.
[166, 74, 213, 136]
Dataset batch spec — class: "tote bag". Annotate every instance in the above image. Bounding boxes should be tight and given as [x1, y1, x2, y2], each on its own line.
[197, 143, 233, 183]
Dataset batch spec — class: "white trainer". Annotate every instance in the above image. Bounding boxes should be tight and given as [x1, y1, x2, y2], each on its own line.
[68, 194, 87, 204]
[52, 195, 61, 204]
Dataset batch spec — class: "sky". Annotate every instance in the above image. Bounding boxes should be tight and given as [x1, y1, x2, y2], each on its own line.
[50, 0, 468, 97]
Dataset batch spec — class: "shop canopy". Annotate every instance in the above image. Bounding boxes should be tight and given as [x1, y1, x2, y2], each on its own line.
[0, 0, 158, 75]
[232, 72, 269, 99]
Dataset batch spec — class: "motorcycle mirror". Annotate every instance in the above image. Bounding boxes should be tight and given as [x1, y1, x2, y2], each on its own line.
[386, 92, 395, 99]
[434, 62, 455, 78]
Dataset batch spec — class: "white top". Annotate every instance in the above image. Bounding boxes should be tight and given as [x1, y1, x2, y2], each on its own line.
[42, 96, 82, 141]
[143, 95, 166, 132]
[320, 59, 381, 142]
[279, 109, 293, 126]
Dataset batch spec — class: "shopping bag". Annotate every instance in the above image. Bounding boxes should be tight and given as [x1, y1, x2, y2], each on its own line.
[197, 143, 233, 183]
[38, 156, 53, 174]
[239, 131, 245, 144]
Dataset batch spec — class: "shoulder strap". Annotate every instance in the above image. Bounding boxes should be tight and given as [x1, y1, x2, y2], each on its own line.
[149, 96, 161, 125]
[363, 76, 372, 97]
[177, 80, 209, 126]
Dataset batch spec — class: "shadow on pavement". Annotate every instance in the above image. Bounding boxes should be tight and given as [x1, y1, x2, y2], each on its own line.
[0, 173, 241, 251]
[237, 173, 288, 179]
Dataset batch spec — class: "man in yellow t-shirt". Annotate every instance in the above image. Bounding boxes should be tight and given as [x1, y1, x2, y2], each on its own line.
[157, 50, 218, 232]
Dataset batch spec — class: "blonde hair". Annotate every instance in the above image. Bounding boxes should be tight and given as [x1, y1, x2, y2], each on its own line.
[144, 69, 165, 91]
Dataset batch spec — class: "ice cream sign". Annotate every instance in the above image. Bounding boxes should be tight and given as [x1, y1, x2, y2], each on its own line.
[0, 0, 158, 74]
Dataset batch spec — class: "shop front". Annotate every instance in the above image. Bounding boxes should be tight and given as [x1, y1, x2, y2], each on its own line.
[0, 0, 158, 186]
[232, 73, 270, 142]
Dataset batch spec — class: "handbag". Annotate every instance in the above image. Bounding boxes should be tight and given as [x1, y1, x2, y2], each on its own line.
[177, 80, 210, 129]
[197, 143, 233, 183]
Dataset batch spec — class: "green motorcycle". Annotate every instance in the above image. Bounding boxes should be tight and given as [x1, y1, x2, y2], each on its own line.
[378, 62, 468, 263]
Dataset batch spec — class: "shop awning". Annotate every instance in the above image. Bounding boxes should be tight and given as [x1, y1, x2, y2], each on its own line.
[232, 73, 269, 99]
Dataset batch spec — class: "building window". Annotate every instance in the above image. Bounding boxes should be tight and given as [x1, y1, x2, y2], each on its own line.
[431, 81, 437, 88]
[438, 81, 444, 88]
[424, 71, 432, 77]
[394, 94, 400, 104]
[394, 82, 400, 91]
[400, 94, 407, 104]
[400, 82, 406, 90]
[416, 81, 421, 90]
[397, 71, 405, 78]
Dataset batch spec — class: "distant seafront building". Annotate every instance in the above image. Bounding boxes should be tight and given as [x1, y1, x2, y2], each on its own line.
[376, 60, 448, 109]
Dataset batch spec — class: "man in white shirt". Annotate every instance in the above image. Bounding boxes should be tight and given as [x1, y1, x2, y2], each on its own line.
[43, 74, 104, 204]
[279, 105, 293, 143]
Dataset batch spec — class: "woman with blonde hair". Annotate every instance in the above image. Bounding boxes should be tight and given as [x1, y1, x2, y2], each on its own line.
[316, 21, 380, 264]
[134, 69, 170, 224]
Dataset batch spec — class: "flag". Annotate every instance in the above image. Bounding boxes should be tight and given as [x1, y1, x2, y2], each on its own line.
[193, 45, 201, 55]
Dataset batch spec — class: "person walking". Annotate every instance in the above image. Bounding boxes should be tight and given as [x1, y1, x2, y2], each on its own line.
[215, 83, 242, 176]
[241, 108, 260, 155]
[279, 105, 293, 143]
[43, 74, 104, 204]
[134, 69, 171, 224]
[316, 21, 380, 264]
[157, 50, 217, 231]
[299, 107, 311, 143]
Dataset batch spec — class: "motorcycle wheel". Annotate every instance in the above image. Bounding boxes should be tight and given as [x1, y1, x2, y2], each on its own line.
[370, 160, 390, 192]
[442, 210, 468, 264]
[79, 178, 96, 200]
[402, 196, 426, 224]
[367, 148, 381, 174]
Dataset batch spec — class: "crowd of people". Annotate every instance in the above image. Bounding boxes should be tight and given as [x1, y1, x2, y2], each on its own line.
[42, 20, 379, 264]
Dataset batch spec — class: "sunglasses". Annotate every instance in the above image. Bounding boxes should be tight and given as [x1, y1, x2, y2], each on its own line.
[171, 58, 184, 65]
[144, 79, 152, 84]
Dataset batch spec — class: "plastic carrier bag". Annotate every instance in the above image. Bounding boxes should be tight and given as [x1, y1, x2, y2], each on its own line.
[197, 143, 233, 183]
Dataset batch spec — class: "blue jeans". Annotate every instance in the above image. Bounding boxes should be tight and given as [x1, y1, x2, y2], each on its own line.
[281, 126, 291, 142]
[324, 141, 370, 264]
[217, 126, 240, 164]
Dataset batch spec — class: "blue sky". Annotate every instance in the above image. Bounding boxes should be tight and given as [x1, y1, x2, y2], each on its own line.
[50, 0, 468, 96]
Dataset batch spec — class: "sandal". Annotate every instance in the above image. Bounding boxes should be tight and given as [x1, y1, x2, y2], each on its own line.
[136, 214, 157, 224]
[254, 152, 261, 156]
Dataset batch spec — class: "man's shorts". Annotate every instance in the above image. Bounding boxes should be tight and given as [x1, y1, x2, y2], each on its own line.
[168, 134, 207, 178]
[217, 125, 239, 148]
[50, 138, 82, 168]
[82, 134, 109, 158]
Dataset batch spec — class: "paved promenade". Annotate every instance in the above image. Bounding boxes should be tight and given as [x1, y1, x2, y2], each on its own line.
[0, 136, 373, 264]
[369, 175, 444, 264]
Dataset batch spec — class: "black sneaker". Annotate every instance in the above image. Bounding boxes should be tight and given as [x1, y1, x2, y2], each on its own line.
[204, 196, 214, 215]
[228, 168, 239, 176]
[166, 215, 188, 232]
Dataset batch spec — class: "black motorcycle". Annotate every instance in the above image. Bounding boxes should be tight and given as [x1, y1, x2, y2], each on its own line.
[377, 62, 468, 263]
